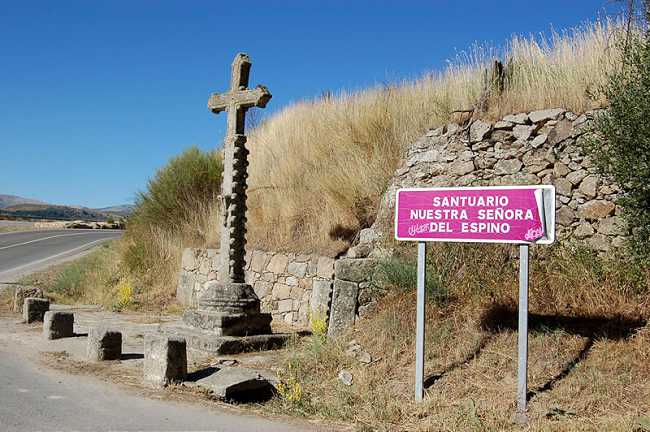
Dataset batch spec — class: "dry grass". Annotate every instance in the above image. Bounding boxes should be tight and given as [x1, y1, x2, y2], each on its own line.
[264, 244, 650, 431]
[120, 198, 220, 308]
[20, 243, 122, 308]
[246, 19, 621, 255]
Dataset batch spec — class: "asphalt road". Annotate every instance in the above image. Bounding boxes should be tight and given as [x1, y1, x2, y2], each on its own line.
[0, 229, 122, 283]
[0, 347, 311, 432]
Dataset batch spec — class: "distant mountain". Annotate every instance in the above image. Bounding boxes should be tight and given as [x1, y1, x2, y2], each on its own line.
[0, 193, 134, 221]
[94, 204, 135, 218]
[0, 204, 109, 222]
[0, 194, 44, 209]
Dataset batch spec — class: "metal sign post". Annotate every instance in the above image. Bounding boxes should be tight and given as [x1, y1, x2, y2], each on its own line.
[415, 241, 426, 402]
[396, 186, 555, 411]
[516, 244, 529, 420]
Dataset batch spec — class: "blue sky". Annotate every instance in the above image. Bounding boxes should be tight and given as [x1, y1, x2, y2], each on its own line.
[0, 0, 621, 208]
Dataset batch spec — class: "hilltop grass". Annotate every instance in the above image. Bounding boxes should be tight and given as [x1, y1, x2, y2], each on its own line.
[245, 19, 620, 255]
[265, 244, 650, 431]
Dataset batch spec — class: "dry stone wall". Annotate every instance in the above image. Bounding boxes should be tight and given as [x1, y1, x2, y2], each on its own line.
[177, 248, 335, 326]
[328, 108, 628, 337]
[371, 108, 628, 251]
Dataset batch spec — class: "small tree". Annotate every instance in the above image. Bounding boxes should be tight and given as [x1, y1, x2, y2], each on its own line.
[588, 5, 650, 261]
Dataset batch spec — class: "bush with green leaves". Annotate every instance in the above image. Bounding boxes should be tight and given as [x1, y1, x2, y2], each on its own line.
[122, 147, 223, 282]
[130, 146, 223, 231]
[587, 25, 650, 262]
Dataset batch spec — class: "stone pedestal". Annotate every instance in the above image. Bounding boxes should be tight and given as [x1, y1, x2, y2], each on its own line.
[87, 328, 122, 361]
[144, 334, 187, 387]
[172, 281, 286, 354]
[43, 311, 74, 340]
[23, 298, 50, 323]
[182, 282, 271, 336]
[13, 286, 43, 313]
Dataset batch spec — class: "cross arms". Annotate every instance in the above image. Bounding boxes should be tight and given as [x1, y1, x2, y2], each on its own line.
[208, 85, 272, 114]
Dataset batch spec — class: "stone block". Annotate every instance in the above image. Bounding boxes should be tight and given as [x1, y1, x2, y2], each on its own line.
[144, 334, 187, 387]
[13, 286, 43, 313]
[287, 261, 308, 278]
[316, 256, 335, 279]
[271, 283, 291, 299]
[528, 108, 564, 123]
[249, 250, 268, 273]
[554, 178, 573, 196]
[43, 311, 74, 340]
[327, 280, 359, 337]
[196, 367, 276, 402]
[181, 248, 200, 271]
[334, 258, 376, 283]
[266, 254, 288, 274]
[176, 272, 196, 306]
[23, 298, 50, 323]
[277, 299, 293, 313]
[512, 125, 534, 141]
[503, 113, 529, 124]
[566, 169, 588, 185]
[310, 280, 332, 317]
[469, 120, 491, 142]
[578, 175, 599, 198]
[494, 159, 522, 175]
[556, 206, 575, 226]
[579, 200, 616, 220]
[87, 328, 122, 361]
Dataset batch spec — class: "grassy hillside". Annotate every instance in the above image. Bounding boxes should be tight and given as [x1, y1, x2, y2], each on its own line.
[0, 203, 110, 221]
[0, 194, 44, 208]
[245, 20, 619, 256]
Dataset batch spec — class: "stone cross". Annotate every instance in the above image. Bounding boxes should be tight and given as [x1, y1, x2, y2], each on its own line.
[208, 53, 271, 284]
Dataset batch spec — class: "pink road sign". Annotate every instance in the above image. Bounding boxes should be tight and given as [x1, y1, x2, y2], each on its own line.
[395, 186, 555, 244]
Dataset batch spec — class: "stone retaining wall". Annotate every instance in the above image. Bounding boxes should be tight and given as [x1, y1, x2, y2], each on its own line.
[370, 108, 627, 251]
[177, 248, 335, 326]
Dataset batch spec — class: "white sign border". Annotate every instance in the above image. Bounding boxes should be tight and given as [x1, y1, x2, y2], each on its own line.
[394, 185, 556, 245]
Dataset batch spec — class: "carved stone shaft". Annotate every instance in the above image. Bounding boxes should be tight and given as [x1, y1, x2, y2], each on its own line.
[219, 134, 249, 284]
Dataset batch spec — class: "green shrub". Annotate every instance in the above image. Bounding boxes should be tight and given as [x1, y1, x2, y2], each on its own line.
[122, 147, 223, 289]
[130, 146, 223, 231]
[587, 21, 650, 262]
[373, 251, 449, 305]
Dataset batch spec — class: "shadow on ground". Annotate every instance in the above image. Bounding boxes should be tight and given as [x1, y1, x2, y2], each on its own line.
[481, 304, 647, 400]
[424, 303, 646, 396]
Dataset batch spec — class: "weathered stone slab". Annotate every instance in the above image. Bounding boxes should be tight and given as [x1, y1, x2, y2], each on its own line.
[161, 325, 290, 354]
[528, 108, 564, 123]
[196, 367, 276, 402]
[87, 328, 122, 361]
[13, 286, 43, 313]
[469, 120, 491, 142]
[182, 310, 272, 336]
[310, 280, 332, 317]
[334, 258, 376, 283]
[327, 280, 359, 337]
[144, 334, 187, 387]
[23, 298, 49, 323]
[43, 311, 74, 340]
[494, 159, 523, 175]
[579, 200, 616, 220]
[503, 113, 529, 124]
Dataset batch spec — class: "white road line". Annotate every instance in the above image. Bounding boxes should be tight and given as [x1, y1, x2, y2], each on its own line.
[0, 232, 102, 251]
[0, 238, 110, 279]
